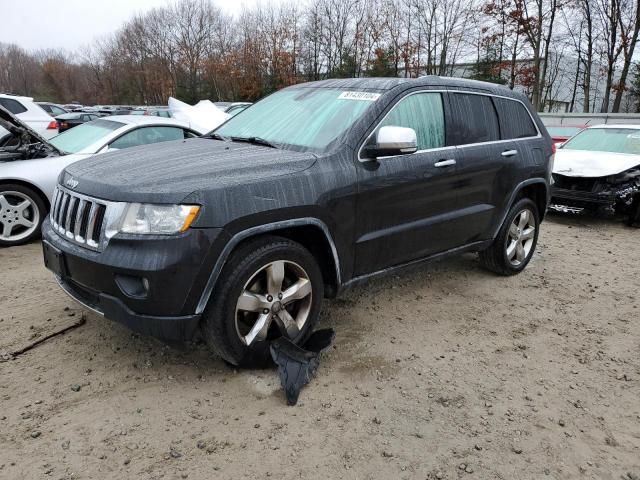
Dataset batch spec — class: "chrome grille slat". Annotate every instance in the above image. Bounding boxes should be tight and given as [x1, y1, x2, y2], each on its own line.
[85, 203, 99, 246]
[49, 186, 107, 250]
[74, 199, 87, 241]
[64, 197, 77, 237]
[51, 189, 61, 227]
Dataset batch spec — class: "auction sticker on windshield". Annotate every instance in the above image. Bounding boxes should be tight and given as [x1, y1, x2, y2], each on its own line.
[338, 91, 381, 101]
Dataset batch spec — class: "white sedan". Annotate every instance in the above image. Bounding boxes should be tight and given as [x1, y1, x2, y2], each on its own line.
[550, 124, 640, 226]
[0, 111, 205, 246]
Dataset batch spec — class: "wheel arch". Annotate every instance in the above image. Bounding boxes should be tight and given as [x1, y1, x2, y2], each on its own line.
[195, 218, 342, 315]
[493, 178, 549, 238]
[0, 179, 51, 211]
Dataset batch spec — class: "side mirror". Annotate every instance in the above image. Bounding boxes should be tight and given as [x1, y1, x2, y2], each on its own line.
[362, 126, 418, 159]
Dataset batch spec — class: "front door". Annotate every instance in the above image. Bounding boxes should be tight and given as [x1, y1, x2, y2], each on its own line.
[354, 91, 469, 276]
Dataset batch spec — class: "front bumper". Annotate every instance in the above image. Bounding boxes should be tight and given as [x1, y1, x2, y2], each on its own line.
[42, 218, 228, 342]
[551, 186, 617, 210]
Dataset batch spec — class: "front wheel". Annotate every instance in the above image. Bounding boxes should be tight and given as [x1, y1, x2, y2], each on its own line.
[0, 184, 46, 247]
[479, 197, 540, 275]
[201, 235, 324, 367]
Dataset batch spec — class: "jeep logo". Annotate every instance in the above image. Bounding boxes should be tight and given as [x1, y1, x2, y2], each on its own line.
[65, 177, 79, 189]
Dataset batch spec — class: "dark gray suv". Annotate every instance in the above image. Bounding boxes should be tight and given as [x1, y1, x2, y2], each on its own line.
[42, 76, 553, 366]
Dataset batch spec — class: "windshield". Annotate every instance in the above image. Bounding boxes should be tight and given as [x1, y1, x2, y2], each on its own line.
[547, 126, 583, 138]
[561, 128, 640, 155]
[213, 88, 378, 153]
[49, 119, 124, 154]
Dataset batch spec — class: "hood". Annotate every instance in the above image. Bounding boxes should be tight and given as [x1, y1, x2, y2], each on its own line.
[0, 104, 62, 156]
[553, 149, 640, 178]
[63, 137, 317, 203]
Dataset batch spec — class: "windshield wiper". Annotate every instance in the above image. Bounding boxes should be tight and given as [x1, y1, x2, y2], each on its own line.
[208, 133, 230, 142]
[230, 136, 278, 149]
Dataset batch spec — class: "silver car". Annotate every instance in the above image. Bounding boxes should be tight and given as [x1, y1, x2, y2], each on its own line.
[0, 107, 204, 247]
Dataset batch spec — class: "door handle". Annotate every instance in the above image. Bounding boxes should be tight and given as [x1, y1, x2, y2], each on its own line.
[434, 159, 456, 167]
[502, 149, 518, 157]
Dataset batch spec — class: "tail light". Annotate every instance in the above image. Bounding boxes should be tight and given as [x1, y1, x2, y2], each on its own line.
[47, 121, 57, 129]
[551, 142, 557, 155]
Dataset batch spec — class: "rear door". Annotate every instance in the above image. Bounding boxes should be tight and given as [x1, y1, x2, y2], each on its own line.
[354, 90, 468, 275]
[445, 92, 515, 242]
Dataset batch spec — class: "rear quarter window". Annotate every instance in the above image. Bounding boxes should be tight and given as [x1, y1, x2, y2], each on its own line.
[0, 98, 28, 115]
[493, 97, 538, 139]
[447, 93, 500, 145]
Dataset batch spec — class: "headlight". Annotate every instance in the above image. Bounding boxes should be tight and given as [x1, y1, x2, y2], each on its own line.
[118, 203, 200, 235]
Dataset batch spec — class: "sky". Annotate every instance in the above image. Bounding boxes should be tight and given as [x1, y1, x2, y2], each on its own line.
[0, 0, 285, 51]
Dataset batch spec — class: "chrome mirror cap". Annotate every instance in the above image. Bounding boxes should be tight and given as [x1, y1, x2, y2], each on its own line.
[362, 125, 418, 160]
[376, 126, 418, 153]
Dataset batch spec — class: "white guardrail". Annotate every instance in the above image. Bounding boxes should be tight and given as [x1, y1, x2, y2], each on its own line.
[539, 113, 640, 126]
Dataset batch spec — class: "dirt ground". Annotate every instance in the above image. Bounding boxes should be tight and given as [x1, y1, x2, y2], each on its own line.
[0, 213, 639, 480]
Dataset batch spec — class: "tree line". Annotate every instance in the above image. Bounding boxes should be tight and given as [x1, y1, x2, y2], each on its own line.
[1, 0, 639, 112]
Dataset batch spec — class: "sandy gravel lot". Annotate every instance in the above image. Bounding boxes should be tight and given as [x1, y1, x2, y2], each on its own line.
[1, 214, 639, 480]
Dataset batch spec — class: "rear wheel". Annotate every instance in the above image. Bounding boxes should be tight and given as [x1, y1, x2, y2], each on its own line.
[479, 198, 540, 275]
[201, 235, 324, 367]
[0, 184, 46, 247]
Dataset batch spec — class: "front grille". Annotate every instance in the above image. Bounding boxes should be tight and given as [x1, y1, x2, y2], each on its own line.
[50, 187, 108, 249]
[552, 174, 599, 192]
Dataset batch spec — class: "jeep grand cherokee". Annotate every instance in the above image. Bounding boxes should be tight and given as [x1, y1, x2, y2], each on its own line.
[42, 77, 553, 366]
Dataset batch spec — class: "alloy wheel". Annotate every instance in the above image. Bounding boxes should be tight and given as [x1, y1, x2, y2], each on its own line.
[0, 191, 40, 243]
[234, 260, 313, 346]
[505, 208, 536, 267]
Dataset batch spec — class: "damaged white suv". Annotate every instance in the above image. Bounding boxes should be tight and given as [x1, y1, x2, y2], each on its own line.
[551, 125, 640, 226]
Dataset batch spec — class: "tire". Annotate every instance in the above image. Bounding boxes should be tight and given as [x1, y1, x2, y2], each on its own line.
[0, 184, 47, 247]
[625, 194, 640, 228]
[201, 235, 324, 367]
[479, 197, 540, 276]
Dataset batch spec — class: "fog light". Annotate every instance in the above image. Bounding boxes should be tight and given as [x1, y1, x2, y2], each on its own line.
[114, 274, 149, 299]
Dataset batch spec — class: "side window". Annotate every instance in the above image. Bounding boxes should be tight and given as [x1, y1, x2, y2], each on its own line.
[378, 92, 445, 151]
[110, 126, 185, 150]
[0, 98, 28, 115]
[447, 93, 500, 145]
[493, 98, 538, 139]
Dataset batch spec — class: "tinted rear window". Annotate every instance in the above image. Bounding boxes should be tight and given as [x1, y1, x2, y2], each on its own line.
[493, 97, 538, 139]
[0, 98, 27, 115]
[447, 93, 500, 145]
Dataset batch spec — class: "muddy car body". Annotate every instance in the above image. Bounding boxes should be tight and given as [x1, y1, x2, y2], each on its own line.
[42, 76, 553, 366]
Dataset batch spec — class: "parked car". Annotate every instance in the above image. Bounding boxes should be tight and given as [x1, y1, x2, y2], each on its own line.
[0, 94, 58, 139]
[550, 125, 640, 225]
[37, 102, 69, 117]
[63, 104, 83, 112]
[130, 107, 172, 118]
[144, 107, 172, 118]
[41, 77, 552, 367]
[55, 112, 102, 132]
[546, 125, 587, 144]
[0, 107, 204, 246]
